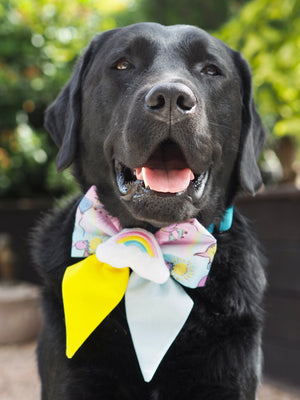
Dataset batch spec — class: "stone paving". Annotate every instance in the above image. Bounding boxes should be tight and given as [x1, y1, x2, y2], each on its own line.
[0, 342, 299, 400]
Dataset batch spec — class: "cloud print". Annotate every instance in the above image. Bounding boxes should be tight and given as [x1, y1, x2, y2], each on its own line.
[96, 239, 170, 284]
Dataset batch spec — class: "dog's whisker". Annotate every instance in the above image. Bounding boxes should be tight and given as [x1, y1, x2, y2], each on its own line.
[206, 120, 237, 131]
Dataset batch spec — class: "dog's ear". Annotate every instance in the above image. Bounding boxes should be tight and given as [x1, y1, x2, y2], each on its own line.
[234, 52, 266, 195]
[44, 38, 98, 172]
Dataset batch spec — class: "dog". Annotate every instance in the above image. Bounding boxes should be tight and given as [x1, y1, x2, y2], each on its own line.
[33, 23, 266, 399]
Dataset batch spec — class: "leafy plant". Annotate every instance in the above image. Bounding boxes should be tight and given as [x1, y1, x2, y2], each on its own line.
[0, 0, 129, 198]
[216, 0, 300, 145]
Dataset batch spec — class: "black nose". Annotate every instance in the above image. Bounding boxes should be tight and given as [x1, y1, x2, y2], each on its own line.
[145, 82, 196, 119]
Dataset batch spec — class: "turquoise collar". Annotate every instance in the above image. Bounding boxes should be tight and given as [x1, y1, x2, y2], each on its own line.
[207, 206, 233, 234]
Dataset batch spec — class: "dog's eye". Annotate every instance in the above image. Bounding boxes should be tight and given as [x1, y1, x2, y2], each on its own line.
[201, 65, 220, 76]
[115, 59, 132, 70]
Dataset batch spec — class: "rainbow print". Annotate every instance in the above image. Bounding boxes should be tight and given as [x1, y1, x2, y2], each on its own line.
[116, 230, 159, 258]
[95, 228, 170, 284]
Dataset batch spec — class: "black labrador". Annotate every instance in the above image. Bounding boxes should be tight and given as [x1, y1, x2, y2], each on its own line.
[33, 23, 266, 399]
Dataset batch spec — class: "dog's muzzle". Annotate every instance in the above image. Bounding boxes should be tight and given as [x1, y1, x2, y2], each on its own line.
[115, 140, 209, 201]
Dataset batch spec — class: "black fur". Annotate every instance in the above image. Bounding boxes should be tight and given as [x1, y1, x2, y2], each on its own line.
[33, 23, 266, 399]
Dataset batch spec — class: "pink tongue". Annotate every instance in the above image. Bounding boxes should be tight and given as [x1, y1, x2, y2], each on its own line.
[136, 167, 194, 193]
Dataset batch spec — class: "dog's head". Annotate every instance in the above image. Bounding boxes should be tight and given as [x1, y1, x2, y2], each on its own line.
[45, 23, 265, 228]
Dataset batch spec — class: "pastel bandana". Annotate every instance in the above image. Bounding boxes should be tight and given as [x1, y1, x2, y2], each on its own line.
[63, 186, 219, 382]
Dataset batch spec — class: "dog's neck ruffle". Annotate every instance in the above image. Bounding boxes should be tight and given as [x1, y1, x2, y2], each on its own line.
[63, 186, 233, 382]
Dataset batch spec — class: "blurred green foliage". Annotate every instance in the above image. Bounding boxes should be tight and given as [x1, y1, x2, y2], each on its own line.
[0, 0, 299, 198]
[216, 0, 300, 147]
[0, 0, 128, 198]
[116, 0, 250, 30]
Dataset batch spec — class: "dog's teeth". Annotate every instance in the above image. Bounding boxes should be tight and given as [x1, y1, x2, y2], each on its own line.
[195, 171, 209, 199]
[141, 167, 150, 189]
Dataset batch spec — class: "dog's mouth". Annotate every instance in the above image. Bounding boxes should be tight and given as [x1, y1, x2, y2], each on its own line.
[115, 140, 209, 201]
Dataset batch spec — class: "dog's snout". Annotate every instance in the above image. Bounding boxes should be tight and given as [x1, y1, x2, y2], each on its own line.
[145, 83, 196, 119]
